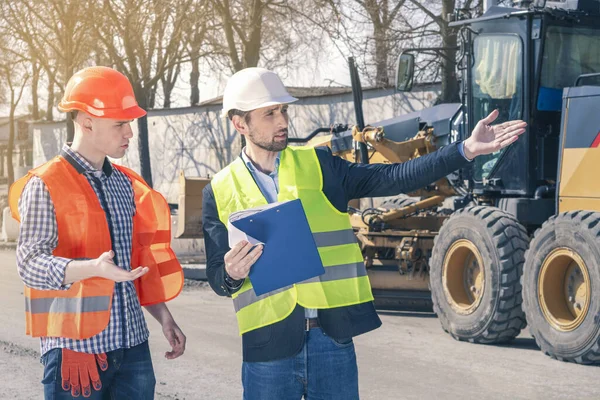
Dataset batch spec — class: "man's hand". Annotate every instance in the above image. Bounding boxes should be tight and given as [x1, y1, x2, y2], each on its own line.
[95, 250, 149, 282]
[163, 320, 186, 360]
[224, 241, 264, 280]
[63, 250, 149, 285]
[144, 303, 186, 360]
[463, 109, 527, 159]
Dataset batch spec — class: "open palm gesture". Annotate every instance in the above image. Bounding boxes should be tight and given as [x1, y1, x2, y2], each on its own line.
[463, 109, 527, 159]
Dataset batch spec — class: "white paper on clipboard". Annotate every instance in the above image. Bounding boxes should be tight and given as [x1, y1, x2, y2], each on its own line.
[226, 202, 288, 248]
[227, 219, 265, 248]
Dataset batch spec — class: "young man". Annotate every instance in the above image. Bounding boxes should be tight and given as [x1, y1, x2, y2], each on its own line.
[202, 67, 526, 399]
[10, 66, 186, 399]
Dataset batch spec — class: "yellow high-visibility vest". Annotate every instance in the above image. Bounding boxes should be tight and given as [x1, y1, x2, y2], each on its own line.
[212, 146, 374, 335]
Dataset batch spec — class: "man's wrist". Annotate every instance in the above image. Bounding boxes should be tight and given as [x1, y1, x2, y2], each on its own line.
[161, 314, 176, 328]
[224, 268, 244, 289]
[462, 138, 477, 161]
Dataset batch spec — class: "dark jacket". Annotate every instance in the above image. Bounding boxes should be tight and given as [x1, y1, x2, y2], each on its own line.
[202, 142, 470, 362]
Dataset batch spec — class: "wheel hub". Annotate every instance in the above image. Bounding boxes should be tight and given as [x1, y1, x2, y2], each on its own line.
[539, 248, 590, 332]
[442, 240, 485, 315]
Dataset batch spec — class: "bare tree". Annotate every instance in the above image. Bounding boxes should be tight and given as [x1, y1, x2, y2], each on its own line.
[400, 0, 483, 103]
[188, 40, 204, 106]
[91, 0, 194, 187]
[313, 0, 407, 87]
[30, 60, 41, 120]
[304, 1, 410, 88]
[0, 58, 30, 186]
[208, 0, 319, 73]
[160, 62, 181, 109]
[363, 0, 408, 87]
[310, 0, 482, 102]
[186, 30, 207, 106]
[210, 0, 265, 71]
[3, 0, 94, 130]
[46, 76, 56, 121]
[157, 0, 212, 108]
[181, 0, 213, 106]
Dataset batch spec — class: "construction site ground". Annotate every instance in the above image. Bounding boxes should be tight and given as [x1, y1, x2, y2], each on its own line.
[0, 250, 598, 400]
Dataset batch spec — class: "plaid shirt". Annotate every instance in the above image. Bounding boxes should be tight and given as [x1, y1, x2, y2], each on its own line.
[16, 145, 149, 355]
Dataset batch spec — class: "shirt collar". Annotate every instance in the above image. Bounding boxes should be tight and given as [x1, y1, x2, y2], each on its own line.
[60, 144, 113, 177]
[241, 147, 280, 177]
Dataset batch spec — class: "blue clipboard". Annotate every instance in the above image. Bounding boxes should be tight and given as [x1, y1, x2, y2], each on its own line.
[230, 199, 325, 296]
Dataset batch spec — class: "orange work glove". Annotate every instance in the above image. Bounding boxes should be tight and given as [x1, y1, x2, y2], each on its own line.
[61, 349, 108, 397]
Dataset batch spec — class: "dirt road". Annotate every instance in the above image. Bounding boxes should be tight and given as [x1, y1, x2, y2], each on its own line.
[0, 251, 597, 400]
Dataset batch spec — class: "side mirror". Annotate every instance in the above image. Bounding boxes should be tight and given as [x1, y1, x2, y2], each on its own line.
[395, 52, 415, 92]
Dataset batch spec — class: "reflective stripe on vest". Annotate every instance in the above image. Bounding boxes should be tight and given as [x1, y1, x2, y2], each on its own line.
[233, 261, 368, 312]
[26, 295, 112, 314]
[312, 229, 358, 248]
[9, 157, 183, 339]
[212, 146, 374, 335]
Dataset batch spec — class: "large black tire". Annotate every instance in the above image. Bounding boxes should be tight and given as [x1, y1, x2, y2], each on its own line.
[430, 206, 528, 343]
[522, 211, 600, 364]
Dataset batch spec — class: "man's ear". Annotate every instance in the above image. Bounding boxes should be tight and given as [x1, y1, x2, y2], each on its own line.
[79, 114, 93, 134]
[231, 115, 248, 136]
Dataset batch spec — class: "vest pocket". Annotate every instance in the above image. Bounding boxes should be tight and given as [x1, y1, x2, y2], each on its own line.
[243, 324, 273, 347]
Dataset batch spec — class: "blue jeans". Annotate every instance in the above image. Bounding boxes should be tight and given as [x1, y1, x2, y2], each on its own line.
[242, 327, 359, 400]
[41, 341, 156, 400]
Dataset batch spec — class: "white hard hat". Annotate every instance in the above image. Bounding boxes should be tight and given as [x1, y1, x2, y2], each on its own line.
[221, 67, 298, 118]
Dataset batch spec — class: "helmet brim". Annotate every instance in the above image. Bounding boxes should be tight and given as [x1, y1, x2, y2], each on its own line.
[58, 101, 147, 120]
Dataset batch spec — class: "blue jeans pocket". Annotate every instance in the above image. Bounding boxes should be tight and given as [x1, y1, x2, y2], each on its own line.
[323, 331, 353, 348]
[41, 349, 60, 386]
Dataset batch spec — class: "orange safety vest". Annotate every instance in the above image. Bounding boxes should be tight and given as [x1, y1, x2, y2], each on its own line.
[9, 156, 183, 340]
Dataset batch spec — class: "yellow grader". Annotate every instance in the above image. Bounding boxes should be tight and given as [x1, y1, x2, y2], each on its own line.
[177, 2, 600, 364]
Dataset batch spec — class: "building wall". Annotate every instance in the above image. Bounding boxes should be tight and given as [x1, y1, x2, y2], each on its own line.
[31, 85, 440, 203]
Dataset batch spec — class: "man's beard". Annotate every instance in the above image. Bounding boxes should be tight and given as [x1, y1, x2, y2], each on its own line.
[248, 129, 288, 152]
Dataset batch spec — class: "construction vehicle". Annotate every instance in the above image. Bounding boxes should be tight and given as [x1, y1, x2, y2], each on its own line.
[177, 1, 600, 364]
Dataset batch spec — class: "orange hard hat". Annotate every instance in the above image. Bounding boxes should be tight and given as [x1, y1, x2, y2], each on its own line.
[58, 66, 146, 119]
